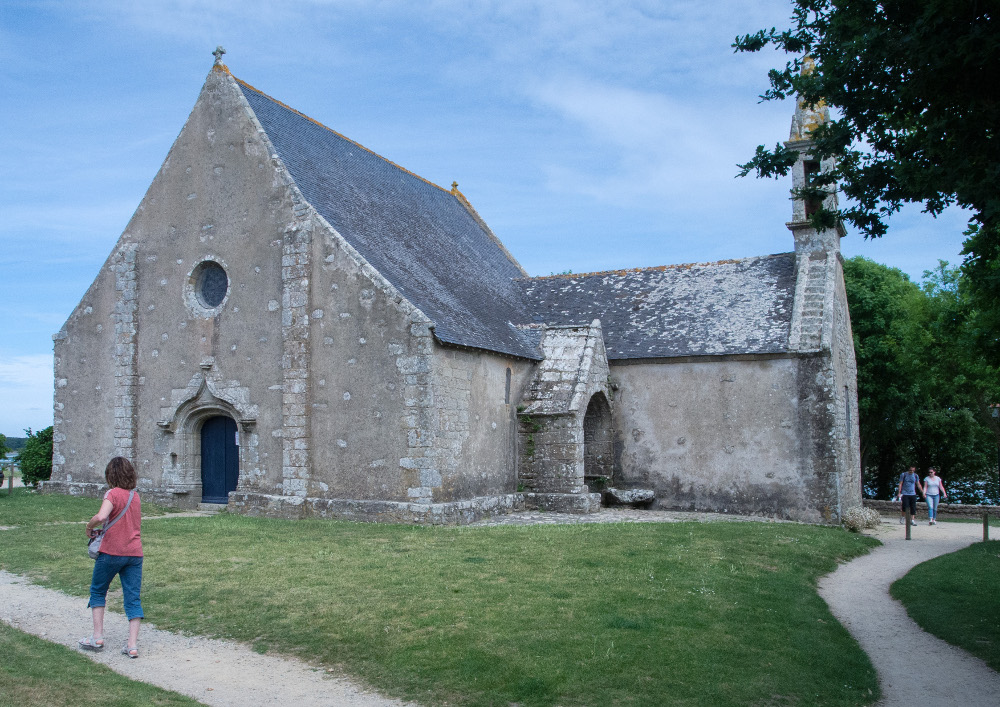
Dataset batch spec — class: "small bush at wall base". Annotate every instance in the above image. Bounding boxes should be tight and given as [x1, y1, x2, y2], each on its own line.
[18, 427, 53, 487]
[842, 506, 882, 532]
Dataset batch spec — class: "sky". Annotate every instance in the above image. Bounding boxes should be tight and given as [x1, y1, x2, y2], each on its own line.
[0, 0, 972, 437]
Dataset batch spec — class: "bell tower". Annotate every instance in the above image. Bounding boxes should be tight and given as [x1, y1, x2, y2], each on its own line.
[785, 61, 845, 254]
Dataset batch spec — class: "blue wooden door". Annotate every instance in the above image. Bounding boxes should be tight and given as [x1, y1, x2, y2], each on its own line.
[201, 416, 239, 503]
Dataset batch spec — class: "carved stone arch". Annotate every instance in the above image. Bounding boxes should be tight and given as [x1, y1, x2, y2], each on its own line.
[157, 368, 258, 505]
[159, 369, 258, 433]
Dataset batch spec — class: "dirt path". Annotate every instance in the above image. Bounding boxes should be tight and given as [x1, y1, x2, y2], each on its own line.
[818, 519, 1000, 706]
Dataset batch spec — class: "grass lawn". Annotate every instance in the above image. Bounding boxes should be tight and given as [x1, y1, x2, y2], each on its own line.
[0, 487, 175, 526]
[0, 493, 882, 707]
[891, 540, 1000, 672]
[0, 622, 201, 707]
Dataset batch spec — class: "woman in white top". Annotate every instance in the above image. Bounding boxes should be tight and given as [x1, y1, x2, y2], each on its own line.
[922, 467, 948, 525]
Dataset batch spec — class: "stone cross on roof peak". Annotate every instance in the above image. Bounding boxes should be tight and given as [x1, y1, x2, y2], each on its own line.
[213, 46, 226, 66]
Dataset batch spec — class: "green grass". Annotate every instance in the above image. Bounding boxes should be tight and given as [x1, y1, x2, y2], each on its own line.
[891, 541, 1000, 671]
[0, 487, 174, 526]
[0, 622, 201, 707]
[0, 502, 881, 707]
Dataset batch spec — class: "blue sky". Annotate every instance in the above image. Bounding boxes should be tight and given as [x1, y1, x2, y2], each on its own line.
[0, 0, 971, 437]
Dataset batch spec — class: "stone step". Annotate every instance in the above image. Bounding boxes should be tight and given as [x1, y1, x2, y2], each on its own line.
[197, 503, 227, 513]
[603, 487, 655, 507]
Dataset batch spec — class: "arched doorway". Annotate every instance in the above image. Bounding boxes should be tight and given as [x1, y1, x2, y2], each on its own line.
[583, 393, 613, 489]
[201, 415, 239, 503]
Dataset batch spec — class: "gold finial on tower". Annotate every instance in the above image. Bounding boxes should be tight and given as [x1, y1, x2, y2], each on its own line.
[789, 57, 829, 141]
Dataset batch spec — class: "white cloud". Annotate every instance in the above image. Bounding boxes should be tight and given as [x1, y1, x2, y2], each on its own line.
[0, 354, 54, 436]
[527, 78, 789, 212]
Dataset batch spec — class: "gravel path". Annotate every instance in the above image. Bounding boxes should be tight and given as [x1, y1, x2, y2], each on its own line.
[818, 519, 1000, 706]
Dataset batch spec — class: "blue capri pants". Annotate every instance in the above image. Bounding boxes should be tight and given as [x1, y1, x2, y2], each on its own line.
[926, 494, 940, 520]
[88, 554, 144, 620]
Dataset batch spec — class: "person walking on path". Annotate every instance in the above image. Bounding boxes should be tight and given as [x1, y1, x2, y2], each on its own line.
[896, 467, 924, 525]
[922, 468, 948, 525]
[78, 457, 144, 658]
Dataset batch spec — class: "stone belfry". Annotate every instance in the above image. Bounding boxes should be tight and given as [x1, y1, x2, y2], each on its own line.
[785, 58, 846, 255]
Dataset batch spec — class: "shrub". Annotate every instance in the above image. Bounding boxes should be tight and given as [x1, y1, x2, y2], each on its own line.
[842, 506, 882, 532]
[18, 426, 53, 487]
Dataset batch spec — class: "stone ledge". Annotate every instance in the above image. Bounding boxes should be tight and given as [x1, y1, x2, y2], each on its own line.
[40, 481, 106, 498]
[864, 499, 1000, 519]
[230, 491, 525, 525]
[41, 481, 201, 509]
[522, 492, 602, 514]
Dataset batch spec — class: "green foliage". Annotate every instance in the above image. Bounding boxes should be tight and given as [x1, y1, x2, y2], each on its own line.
[891, 541, 1000, 672]
[736, 2, 1000, 364]
[734, 1, 999, 237]
[517, 412, 542, 457]
[0, 434, 9, 460]
[17, 427, 53, 487]
[844, 257, 1000, 501]
[0, 504, 881, 707]
[2, 436, 28, 452]
[0, 622, 201, 706]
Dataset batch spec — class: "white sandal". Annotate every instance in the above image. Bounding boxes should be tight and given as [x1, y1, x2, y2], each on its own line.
[78, 636, 105, 651]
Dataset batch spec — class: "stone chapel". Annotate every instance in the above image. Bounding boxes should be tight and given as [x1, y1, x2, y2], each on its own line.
[46, 52, 862, 523]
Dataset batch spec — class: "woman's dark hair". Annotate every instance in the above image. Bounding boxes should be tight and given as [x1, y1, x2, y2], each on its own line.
[105, 457, 137, 490]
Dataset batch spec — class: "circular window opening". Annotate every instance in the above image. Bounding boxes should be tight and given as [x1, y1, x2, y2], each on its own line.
[194, 261, 229, 309]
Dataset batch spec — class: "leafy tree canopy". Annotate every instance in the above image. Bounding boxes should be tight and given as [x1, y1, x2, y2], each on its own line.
[17, 426, 53, 488]
[844, 256, 1000, 501]
[734, 0, 999, 237]
[2, 437, 27, 452]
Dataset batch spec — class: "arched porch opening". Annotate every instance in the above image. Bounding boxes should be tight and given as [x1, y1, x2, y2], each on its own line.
[583, 392, 613, 490]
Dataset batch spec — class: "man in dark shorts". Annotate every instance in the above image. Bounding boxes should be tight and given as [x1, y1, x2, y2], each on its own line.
[896, 466, 924, 525]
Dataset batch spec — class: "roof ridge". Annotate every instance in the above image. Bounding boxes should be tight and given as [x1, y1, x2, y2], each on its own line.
[233, 75, 452, 195]
[450, 183, 528, 277]
[520, 252, 794, 281]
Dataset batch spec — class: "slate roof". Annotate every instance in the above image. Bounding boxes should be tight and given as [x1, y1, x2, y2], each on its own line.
[235, 77, 796, 363]
[237, 79, 542, 360]
[517, 254, 797, 360]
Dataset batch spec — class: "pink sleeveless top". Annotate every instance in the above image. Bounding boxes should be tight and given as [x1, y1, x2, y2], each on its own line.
[100, 487, 143, 556]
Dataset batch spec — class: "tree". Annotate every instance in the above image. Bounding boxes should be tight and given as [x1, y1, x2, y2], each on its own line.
[844, 256, 1000, 502]
[843, 257, 922, 497]
[735, 1, 1000, 357]
[18, 426, 53, 488]
[735, 1, 999, 234]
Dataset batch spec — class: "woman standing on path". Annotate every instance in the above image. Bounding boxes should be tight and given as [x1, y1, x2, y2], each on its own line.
[78, 457, 144, 658]
[897, 466, 924, 525]
[923, 468, 948, 525]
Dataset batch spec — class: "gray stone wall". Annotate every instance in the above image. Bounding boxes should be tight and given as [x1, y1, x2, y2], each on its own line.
[612, 356, 832, 521]
[829, 258, 863, 509]
[305, 224, 427, 502]
[51, 243, 128, 488]
[134, 67, 294, 503]
[427, 348, 532, 502]
[50, 67, 303, 502]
